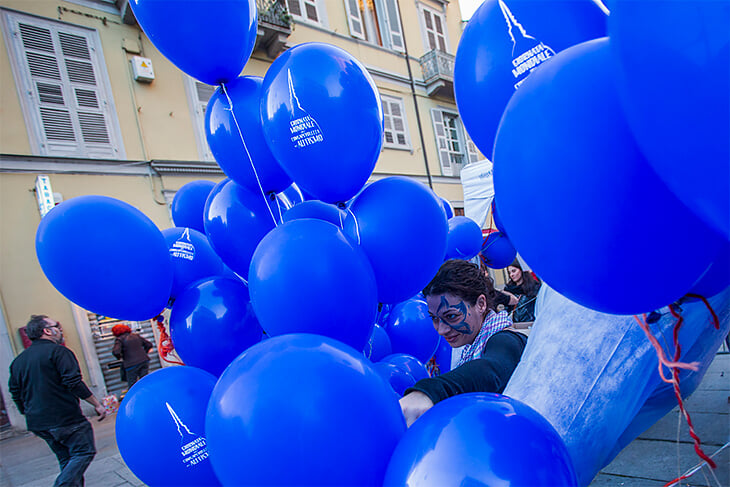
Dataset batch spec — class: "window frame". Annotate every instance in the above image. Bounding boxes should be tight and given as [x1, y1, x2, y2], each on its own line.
[1, 9, 125, 159]
[287, 0, 328, 27]
[430, 107, 477, 177]
[380, 94, 411, 150]
[418, 3, 450, 54]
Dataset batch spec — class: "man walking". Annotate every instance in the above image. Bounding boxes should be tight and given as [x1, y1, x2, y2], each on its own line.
[8, 315, 107, 487]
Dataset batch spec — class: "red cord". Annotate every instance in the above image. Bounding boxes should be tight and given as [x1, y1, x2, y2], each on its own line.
[154, 318, 185, 366]
[684, 293, 720, 329]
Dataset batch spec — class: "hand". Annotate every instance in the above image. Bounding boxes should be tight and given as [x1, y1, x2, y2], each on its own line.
[399, 391, 434, 427]
[94, 404, 108, 421]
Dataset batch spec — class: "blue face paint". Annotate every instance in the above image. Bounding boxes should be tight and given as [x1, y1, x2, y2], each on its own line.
[433, 296, 472, 335]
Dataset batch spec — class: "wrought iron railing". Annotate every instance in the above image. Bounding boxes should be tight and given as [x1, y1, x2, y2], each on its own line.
[419, 49, 455, 82]
[257, 0, 292, 29]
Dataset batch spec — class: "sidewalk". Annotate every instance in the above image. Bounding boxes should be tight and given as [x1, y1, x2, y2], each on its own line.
[1, 353, 727, 487]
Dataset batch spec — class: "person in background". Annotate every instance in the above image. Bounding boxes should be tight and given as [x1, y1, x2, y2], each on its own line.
[504, 259, 542, 322]
[399, 260, 528, 426]
[9, 315, 107, 487]
[111, 324, 153, 389]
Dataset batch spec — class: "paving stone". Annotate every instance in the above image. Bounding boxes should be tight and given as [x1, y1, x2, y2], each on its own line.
[589, 473, 666, 486]
[640, 411, 729, 446]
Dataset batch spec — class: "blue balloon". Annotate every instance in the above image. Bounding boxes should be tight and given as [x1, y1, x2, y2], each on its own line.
[128, 0, 256, 85]
[36, 195, 172, 321]
[383, 393, 578, 486]
[433, 336, 453, 375]
[609, 0, 730, 240]
[116, 366, 220, 486]
[162, 227, 226, 303]
[248, 219, 378, 351]
[480, 231, 517, 269]
[261, 42, 383, 203]
[344, 177, 448, 304]
[205, 76, 292, 194]
[381, 353, 429, 383]
[282, 200, 344, 226]
[206, 334, 406, 486]
[493, 38, 723, 315]
[385, 298, 440, 364]
[446, 216, 483, 260]
[689, 244, 730, 299]
[171, 180, 217, 233]
[204, 179, 279, 279]
[440, 197, 454, 220]
[454, 0, 606, 157]
[372, 362, 416, 396]
[169, 277, 263, 376]
[364, 324, 392, 362]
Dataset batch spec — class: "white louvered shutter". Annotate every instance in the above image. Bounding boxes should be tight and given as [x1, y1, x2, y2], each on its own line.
[430, 108, 451, 175]
[344, 0, 365, 39]
[382, 0, 404, 52]
[5, 12, 121, 158]
[195, 81, 216, 161]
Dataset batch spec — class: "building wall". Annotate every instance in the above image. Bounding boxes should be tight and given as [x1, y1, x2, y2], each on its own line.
[0, 0, 480, 430]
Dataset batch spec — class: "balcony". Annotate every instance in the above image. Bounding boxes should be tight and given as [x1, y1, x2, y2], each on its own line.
[419, 49, 455, 99]
[255, 0, 292, 59]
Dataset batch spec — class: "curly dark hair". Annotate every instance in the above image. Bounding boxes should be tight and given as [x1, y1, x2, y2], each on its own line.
[25, 314, 49, 341]
[423, 259, 498, 312]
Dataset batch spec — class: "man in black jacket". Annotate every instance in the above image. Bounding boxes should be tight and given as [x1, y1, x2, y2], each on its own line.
[9, 315, 107, 487]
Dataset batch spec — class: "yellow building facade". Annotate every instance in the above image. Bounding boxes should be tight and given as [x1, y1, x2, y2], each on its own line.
[0, 0, 483, 432]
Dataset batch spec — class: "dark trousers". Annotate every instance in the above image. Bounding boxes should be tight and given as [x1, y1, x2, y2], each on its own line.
[32, 419, 96, 487]
[125, 361, 149, 388]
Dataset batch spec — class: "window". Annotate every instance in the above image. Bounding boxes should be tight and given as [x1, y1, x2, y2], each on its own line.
[431, 108, 479, 176]
[1, 10, 124, 159]
[420, 5, 448, 53]
[343, 0, 404, 52]
[184, 76, 216, 162]
[381, 95, 410, 149]
[287, 0, 326, 25]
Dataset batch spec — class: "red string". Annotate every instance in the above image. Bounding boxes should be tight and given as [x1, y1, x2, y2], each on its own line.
[154, 318, 185, 366]
[684, 293, 720, 329]
[632, 314, 699, 384]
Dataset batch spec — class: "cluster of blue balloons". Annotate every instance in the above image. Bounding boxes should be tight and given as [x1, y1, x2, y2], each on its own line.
[455, 0, 728, 315]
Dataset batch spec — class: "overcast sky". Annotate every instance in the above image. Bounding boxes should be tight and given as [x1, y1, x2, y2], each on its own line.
[459, 0, 483, 20]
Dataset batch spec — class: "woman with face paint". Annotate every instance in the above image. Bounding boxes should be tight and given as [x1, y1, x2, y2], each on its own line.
[399, 259, 528, 426]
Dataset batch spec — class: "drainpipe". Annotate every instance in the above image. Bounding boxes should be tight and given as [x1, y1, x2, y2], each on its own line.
[394, 0, 433, 189]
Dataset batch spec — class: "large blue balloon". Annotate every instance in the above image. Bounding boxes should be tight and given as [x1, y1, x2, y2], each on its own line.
[128, 0, 256, 85]
[385, 298, 440, 364]
[278, 182, 306, 207]
[205, 76, 292, 194]
[261, 42, 383, 203]
[282, 199, 344, 226]
[480, 231, 517, 269]
[440, 197, 454, 220]
[171, 180, 217, 233]
[689, 243, 730, 299]
[490, 198, 507, 235]
[344, 177, 448, 304]
[169, 277, 263, 376]
[205, 334, 406, 486]
[204, 179, 279, 279]
[433, 336, 453, 375]
[162, 227, 227, 303]
[383, 393, 578, 486]
[36, 195, 172, 321]
[493, 38, 723, 315]
[248, 219, 378, 351]
[380, 353, 429, 383]
[364, 323, 392, 362]
[116, 366, 220, 486]
[445, 216, 483, 260]
[454, 0, 606, 157]
[609, 0, 730, 240]
[372, 362, 416, 396]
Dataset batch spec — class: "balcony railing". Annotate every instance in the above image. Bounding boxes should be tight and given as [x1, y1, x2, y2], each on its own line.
[255, 0, 292, 58]
[419, 49, 455, 99]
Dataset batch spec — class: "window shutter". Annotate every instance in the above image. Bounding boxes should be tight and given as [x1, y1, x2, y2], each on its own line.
[194, 81, 216, 161]
[466, 134, 480, 163]
[344, 0, 365, 39]
[430, 108, 451, 175]
[6, 12, 121, 159]
[287, 0, 302, 17]
[304, 0, 319, 21]
[382, 0, 404, 52]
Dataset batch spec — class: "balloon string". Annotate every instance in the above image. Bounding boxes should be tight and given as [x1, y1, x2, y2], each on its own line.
[154, 317, 185, 366]
[632, 314, 699, 384]
[219, 82, 279, 227]
[345, 206, 361, 245]
[665, 304, 717, 472]
[684, 293, 720, 329]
